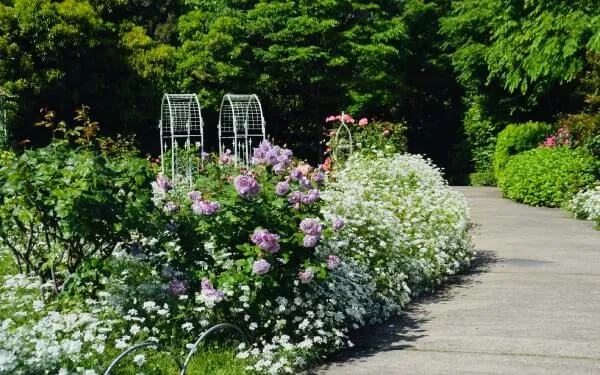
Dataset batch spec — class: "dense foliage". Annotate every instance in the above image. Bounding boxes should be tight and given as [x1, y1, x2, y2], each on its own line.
[0, 141, 153, 284]
[493, 122, 552, 177]
[498, 147, 598, 207]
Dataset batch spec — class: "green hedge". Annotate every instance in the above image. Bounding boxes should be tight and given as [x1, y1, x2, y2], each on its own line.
[493, 121, 552, 178]
[499, 147, 598, 207]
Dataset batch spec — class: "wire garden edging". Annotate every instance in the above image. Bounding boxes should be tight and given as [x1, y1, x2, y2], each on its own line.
[103, 322, 249, 375]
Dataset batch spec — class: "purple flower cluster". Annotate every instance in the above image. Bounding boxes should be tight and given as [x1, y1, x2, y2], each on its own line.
[221, 149, 234, 165]
[299, 176, 312, 189]
[288, 189, 320, 207]
[164, 201, 179, 213]
[169, 278, 189, 296]
[192, 200, 221, 215]
[152, 174, 172, 197]
[299, 268, 314, 283]
[234, 175, 261, 198]
[187, 190, 220, 215]
[332, 218, 345, 231]
[252, 140, 293, 173]
[290, 168, 303, 181]
[166, 221, 179, 232]
[156, 174, 172, 191]
[251, 229, 281, 254]
[252, 259, 271, 275]
[187, 191, 202, 202]
[275, 181, 290, 196]
[327, 255, 341, 270]
[201, 278, 225, 305]
[312, 172, 326, 185]
[300, 218, 323, 248]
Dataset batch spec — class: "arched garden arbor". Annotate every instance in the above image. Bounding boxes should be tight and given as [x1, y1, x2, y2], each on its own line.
[333, 112, 354, 165]
[159, 93, 204, 186]
[218, 94, 266, 166]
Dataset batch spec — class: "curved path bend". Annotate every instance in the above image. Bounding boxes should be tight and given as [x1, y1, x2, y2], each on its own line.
[314, 187, 600, 375]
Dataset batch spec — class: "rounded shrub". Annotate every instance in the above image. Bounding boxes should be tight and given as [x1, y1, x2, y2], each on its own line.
[493, 121, 552, 177]
[499, 147, 598, 207]
[322, 153, 474, 307]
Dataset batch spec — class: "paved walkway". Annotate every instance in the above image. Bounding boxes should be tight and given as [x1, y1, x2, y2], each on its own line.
[313, 187, 600, 375]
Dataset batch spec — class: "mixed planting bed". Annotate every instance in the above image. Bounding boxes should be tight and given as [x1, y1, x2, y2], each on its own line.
[0, 117, 474, 374]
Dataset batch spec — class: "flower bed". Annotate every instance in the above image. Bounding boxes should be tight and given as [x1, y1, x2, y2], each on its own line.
[0, 141, 473, 374]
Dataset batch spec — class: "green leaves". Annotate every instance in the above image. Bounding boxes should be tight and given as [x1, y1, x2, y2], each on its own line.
[442, 0, 600, 96]
[0, 141, 154, 282]
[499, 146, 598, 207]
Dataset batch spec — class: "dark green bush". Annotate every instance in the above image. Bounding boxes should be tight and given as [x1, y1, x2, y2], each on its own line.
[0, 141, 154, 286]
[499, 147, 598, 207]
[584, 134, 600, 159]
[463, 95, 501, 184]
[493, 121, 552, 177]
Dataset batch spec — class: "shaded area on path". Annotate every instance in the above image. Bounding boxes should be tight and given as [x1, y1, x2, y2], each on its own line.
[312, 187, 600, 375]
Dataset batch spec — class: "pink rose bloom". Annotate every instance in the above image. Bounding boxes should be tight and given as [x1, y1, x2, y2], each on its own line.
[327, 255, 341, 270]
[252, 259, 271, 275]
[342, 114, 355, 124]
[358, 118, 369, 126]
[299, 268, 315, 283]
[544, 136, 556, 147]
[325, 115, 336, 123]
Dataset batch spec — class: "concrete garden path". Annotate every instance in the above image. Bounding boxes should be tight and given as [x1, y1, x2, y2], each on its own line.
[313, 187, 600, 375]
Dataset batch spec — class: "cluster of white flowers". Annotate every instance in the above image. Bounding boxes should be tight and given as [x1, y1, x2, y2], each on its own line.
[0, 275, 120, 375]
[321, 153, 474, 305]
[566, 185, 600, 225]
[238, 260, 385, 374]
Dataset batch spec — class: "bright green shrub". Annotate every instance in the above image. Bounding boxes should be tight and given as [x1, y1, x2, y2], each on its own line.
[469, 169, 496, 186]
[499, 147, 598, 207]
[0, 150, 14, 165]
[584, 134, 600, 159]
[493, 121, 552, 177]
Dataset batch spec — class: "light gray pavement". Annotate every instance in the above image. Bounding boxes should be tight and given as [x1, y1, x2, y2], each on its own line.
[312, 187, 600, 375]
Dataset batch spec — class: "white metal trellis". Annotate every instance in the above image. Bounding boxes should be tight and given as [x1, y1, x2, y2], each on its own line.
[333, 111, 353, 164]
[218, 94, 266, 166]
[159, 94, 204, 186]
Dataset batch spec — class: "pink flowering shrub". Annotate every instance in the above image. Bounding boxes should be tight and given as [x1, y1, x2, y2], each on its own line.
[540, 126, 571, 148]
[323, 113, 407, 172]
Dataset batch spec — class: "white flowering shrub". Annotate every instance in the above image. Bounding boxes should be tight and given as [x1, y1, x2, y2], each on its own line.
[321, 153, 474, 306]
[566, 185, 600, 227]
[238, 260, 384, 374]
[0, 274, 123, 375]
